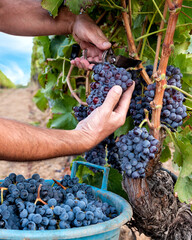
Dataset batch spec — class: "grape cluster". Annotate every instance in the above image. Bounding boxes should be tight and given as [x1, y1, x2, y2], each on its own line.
[84, 134, 118, 168]
[161, 66, 187, 128]
[86, 62, 134, 114]
[85, 142, 106, 167]
[129, 65, 187, 129]
[107, 135, 121, 172]
[116, 127, 159, 178]
[73, 105, 88, 122]
[0, 173, 118, 230]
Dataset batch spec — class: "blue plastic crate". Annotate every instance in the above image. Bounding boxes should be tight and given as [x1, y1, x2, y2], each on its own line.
[0, 161, 132, 240]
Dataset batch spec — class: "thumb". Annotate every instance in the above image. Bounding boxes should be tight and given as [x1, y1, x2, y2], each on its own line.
[88, 29, 111, 50]
[101, 86, 123, 112]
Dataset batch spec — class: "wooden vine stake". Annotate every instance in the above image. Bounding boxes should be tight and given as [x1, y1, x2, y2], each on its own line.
[151, 0, 183, 140]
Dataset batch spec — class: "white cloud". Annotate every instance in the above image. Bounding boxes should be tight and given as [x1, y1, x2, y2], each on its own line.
[0, 33, 33, 54]
[0, 62, 30, 86]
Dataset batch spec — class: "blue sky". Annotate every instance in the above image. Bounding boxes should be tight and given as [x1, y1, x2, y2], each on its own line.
[0, 33, 33, 86]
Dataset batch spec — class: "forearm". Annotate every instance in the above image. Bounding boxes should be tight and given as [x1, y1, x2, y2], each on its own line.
[0, 0, 76, 36]
[0, 118, 89, 161]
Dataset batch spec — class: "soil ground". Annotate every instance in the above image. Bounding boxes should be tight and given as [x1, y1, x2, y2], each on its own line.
[0, 85, 179, 239]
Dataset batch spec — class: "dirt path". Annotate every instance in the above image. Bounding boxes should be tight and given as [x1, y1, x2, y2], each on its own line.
[0, 85, 71, 180]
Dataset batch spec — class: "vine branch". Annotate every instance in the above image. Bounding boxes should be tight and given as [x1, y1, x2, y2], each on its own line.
[121, 0, 152, 85]
[151, 0, 184, 140]
[140, 0, 164, 60]
[137, 16, 148, 54]
[128, 0, 132, 27]
[153, 1, 168, 74]
[152, 0, 166, 22]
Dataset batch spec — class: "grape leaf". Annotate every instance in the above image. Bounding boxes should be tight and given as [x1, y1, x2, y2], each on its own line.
[173, 127, 192, 177]
[187, 36, 192, 54]
[160, 141, 171, 163]
[36, 36, 51, 60]
[114, 116, 134, 138]
[51, 97, 77, 114]
[65, 0, 97, 15]
[47, 112, 77, 130]
[174, 175, 192, 203]
[183, 115, 192, 128]
[107, 168, 128, 200]
[50, 36, 75, 59]
[72, 157, 95, 183]
[33, 89, 48, 112]
[41, 0, 63, 18]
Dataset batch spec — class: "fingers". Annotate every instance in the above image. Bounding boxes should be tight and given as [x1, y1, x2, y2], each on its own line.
[71, 58, 94, 70]
[115, 82, 135, 115]
[100, 86, 123, 113]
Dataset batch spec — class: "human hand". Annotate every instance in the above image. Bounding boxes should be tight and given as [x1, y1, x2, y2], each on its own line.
[75, 83, 135, 151]
[71, 14, 111, 70]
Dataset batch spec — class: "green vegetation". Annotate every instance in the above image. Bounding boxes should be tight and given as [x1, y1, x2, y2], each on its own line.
[0, 70, 15, 88]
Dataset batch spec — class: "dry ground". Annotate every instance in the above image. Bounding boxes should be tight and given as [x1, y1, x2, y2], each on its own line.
[0, 85, 178, 239]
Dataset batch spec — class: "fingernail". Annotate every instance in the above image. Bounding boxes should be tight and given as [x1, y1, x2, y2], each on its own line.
[113, 86, 122, 94]
[102, 42, 111, 48]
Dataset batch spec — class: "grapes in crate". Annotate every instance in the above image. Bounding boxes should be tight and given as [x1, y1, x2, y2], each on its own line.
[0, 173, 118, 230]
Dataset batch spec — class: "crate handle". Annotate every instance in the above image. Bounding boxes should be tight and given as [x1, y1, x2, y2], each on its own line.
[71, 161, 110, 190]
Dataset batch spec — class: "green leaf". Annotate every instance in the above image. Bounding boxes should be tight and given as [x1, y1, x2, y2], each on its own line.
[173, 129, 192, 175]
[33, 89, 48, 112]
[41, 73, 57, 98]
[50, 36, 75, 59]
[47, 112, 77, 130]
[41, 0, 63, 18]
[65, 0, 97, 15]
[51, 96, 77, 114]
[0, 70, 15, 88]
[36, 36, 51, 59]
[107, 168, 128, 200]
[114, 116, 134, 138]
[160, 142, 171, 163]
[75, 163, 128, 200]
[175, 175, 192, 203]
[183, 115, 192, 128]
[72, 157, 95, 183]
[187, 36, 192, 54]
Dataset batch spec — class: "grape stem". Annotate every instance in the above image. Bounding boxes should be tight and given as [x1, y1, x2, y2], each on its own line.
[139, 119, 148, 128]
[52, 179, 67, 190]
[0, 187, 8, 205]
[120, 0, 152, 85]
[96, 11, 106, 25]
[160, 124, 181, 153]
[66, 65, 88, 106]
[135, 23, 192, 41]
[182, 5, 192, 9]
[184, 105, 192, 110]
[184, 97, 192, 102]
[164, 84, 192, 99]
[86, 71, 90, 97]
[141, 109, 153, 129]
[34, 184, 48, 205]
